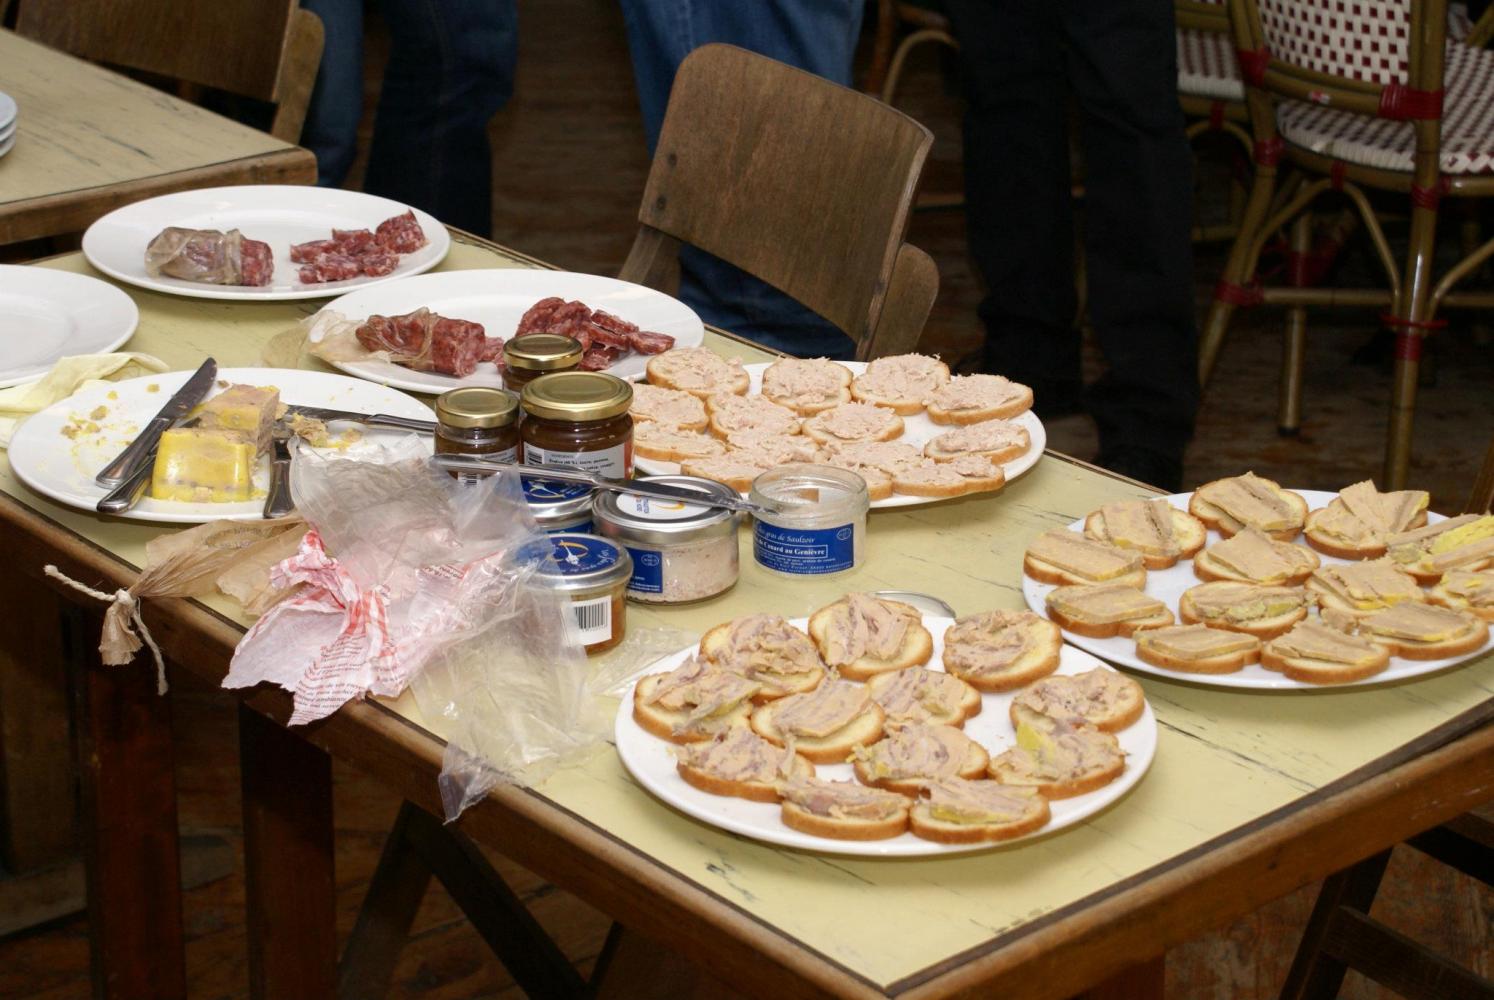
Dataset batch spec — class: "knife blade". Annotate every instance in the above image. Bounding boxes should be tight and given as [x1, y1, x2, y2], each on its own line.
[94, 358, 218, 487]
[262, 422, 295, 518]
[283, 404, 435, 434]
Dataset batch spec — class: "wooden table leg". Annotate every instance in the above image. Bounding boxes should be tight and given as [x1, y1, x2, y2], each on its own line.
[1073, 954, 1166, 1000]
[240, 704, 337, 1000]
[63, 604, 186, 1000]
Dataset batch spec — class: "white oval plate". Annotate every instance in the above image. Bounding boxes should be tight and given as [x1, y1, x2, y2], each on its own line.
[317, 269, 706, 391]
[81, 185, 450, 302]
[633, 361, 1046, 509]
[8, 367, 434, 523]
[0, 266, 139, 388]
[1021, 490, 1493, 689]
[614, 616, 1156, 857]
[0, 91, 15, 129]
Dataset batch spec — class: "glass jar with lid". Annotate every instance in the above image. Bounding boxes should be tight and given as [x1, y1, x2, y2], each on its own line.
[510, 532, 632, 655]
[520, 372, 633, 478]
[434, 387, 520, 485]
[523, 477, 597, 534]
[502, 334, 583, 394]
[748, 464, 869, 576]
[593, 475, 740, 603]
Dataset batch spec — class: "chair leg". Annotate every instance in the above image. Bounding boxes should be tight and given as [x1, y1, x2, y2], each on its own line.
[1384, 199, 1441, 490]
[1199, 159, 1278, 385]
[879, 28, 957, 105]
[862, 0, 897, 95]
[1279, 212, 1312, 436]
[1278, 849, 1393, 1000]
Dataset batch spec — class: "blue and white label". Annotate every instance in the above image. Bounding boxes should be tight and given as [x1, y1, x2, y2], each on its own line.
[753, 522, 855, 575]
[625, 546, 664, 593]
[515, 534, 620, 575]
[544, 517, 593, 536]
[523, 478, 592, 506]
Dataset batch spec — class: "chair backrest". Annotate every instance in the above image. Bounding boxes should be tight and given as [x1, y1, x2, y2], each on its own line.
[618, 44, 936, 361]
[1465, 433, 1494, 514]
[15, 0, 324, 143]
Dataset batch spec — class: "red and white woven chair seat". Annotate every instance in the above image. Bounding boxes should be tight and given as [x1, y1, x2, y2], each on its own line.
[1178, 26, 1245, 101]
[1276, 40, 1494, 174]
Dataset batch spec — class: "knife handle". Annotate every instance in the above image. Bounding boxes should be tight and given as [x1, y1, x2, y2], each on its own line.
[96, 458, 153, 514]
[263, 444, 295, 518]
[95, 415, 169, 488]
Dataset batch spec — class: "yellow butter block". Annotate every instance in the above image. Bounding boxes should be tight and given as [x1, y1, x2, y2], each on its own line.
[150, 427, 257, 502]
[193, 384, 279, 454]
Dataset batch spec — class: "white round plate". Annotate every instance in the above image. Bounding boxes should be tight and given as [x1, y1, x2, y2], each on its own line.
[80, 185, 450, 302]
[0, 91, 14, 128]
[0, 117, 15, 143]
[1021, 490, 1493, 689]
[0, 266, 139, 388]
[0, 132, 14, 159]
[318, 269, 706, 391]
[8, 367, 434, 523]
[634, 361, 1047, 509]
[614, 616, 1156, 857]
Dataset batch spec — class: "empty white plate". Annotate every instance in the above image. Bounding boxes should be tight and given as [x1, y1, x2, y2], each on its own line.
[0, 266, 139, 388]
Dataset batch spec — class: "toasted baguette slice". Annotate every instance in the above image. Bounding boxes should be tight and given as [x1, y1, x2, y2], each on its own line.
[1010, 668, 1146, 732]
[849, 354, 950, 414]
[1357, 603, 1489, 660]
[802, 402, 905, 445]
[908, 779, 1050, 843]
[1306, 558, 1425, 617]
[1261, 620, 1391, 684]
[1192, 528, 1319, 586]
[675, 728, 815, 802]
[1083, 500, 1207, 570]
[923, 419, 1030, 465]
[632, 422, 728, 462]
[1178, 581, 1309, 639]
[705, 392, 802, 438]
[1024, 529, 1148, 589]
[760, 358, 853, 416]
[699, 615, 826, 701]
[1133, 623, 1261, 674]
[750, 681, 886, 763]
[818, 459, 896, 501]
[1429, 569, 1494, 622]
[1302, 481, 1430, 559]
[988, 705, 1124, 799]
[866, 667, 982, 727]
[629, 383, 708, 431]
[941, 610, 1061, 692]
[926, 374, 1034, 425]
[887, 460, 972, 499]
[807, 594, 933, 681]
[646, 347, 750, 398]
[851, 723, 989, 796]
[1188, 472, 1308, 540]
[1045, 583, 1173, 639]
[779, 778, 910, 840]
[632, 668, 758, 744]
[680, 455, 772, 493]
[1386, 514, 1494, 583]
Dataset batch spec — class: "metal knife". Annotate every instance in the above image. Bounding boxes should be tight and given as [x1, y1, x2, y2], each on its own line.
[262, 423, 295, 518]
[430, 456, 780, 515]
[282, 404, 436, 434]
[94, 358, 217, 487]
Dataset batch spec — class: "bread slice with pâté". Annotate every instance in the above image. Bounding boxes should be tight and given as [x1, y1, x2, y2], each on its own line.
[1260, 620, 1392, 684]
[1302, 480, 1430, 559]
[1429, 568, 1494, 622]
[1024, 529, 1148, 589]
[866, 667, 983, 728]
[925, 374, 1034, 426]
[1189, 472, 1309, 540]
[749, 678, 885, 764]
[1306, 558, 1425, 617]
[850, 722, 990, 796]
[632, 656, 761, 743]
[988, 704, 1125, 799]
[1133, 623, 1262, 674]
[1009, 668, 1146, 733]
[1385, 514, 1494, 583]
[1044, 582, 1174, 639]
[700, 614, 827, 701]
[674, 727, 815, 802]
[1083, 498, 1207, 570]
[779, 776, 910, 840]
[1192, 527, 1320, 586]
[1356, 602, 1489, 660]
[807, 593, 933, 681]
[940, 609, 1061, 692]
[1178, 580, 1309, 639]
[908, 778, 1050, 844]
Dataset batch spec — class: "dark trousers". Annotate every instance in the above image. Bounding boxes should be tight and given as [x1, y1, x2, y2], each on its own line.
[944, 0, 1199, 463]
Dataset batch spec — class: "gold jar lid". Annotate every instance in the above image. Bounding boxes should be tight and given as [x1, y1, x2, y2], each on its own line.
[521, 371, 633, 422]
[503, 333, 584, 371]
[436, 387, 519, 429]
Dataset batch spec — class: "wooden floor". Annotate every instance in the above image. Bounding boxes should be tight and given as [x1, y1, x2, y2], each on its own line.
[1, 1, 1491, 997]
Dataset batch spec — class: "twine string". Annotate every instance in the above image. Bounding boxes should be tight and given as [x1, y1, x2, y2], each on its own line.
[42, 565, 168, 695]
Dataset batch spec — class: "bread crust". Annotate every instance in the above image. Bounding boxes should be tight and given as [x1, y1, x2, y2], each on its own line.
[1023, 553, 1148, 590]
[1082, 506, 1207, 570]
[750, 700, 886, 764]
[677, 750, 814, 802]
[1188, 476, 1308, 540]
[645, 349, 750, 399]
[925, 377, 1034, 426]
[1045, 596, 1173, 638]
[806, 599, 934, 681]
[633, 425, 727, 463]
[908, 794, 1050, 843]
[1192, 543, 1319, 586]
[781, 800, 908, 840]
[1133, 626, 1262, 674]
[1177, 582, 1308, 639]
[1363, 615, 1489, 660]
[1260, 642, 1390, 684]
[941, 615, 1061, 693]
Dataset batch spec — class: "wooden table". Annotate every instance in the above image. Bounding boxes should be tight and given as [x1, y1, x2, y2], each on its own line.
[2, 236, 1491, 1000]
[0, 29, 316, 244]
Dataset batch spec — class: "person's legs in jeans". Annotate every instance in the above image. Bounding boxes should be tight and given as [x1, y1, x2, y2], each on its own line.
[943, 0, 1081, 412]
[1064, 0, 1197, 487]
[618, 0, 862, 358]
[300, 0, 365, 187]
[365, 0, 518, 237]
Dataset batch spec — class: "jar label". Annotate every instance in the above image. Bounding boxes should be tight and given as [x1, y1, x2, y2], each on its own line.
[515, 534, 622, 575]
[617, 493, 707, 521]
[754, 522, 855, 574]
[625, 545, 664, 593]
[545, 518, 593, 536]
[523, 478, 592, 505]
[571, 594, 613, 646]
[451, 445, 518, 486]
[524, 441, 630, 479]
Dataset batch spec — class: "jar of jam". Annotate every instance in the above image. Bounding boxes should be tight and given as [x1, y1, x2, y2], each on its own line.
[502, 334, 583, 394]
[510, 532, 632, 655]
[520, 371, 634, 478]
[434, 387, 520, 485]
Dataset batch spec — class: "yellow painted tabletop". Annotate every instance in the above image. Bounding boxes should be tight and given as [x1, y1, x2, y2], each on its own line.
[5, 242, 1491, 991]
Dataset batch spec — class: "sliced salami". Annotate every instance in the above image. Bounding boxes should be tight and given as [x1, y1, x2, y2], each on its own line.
[628, 329, 676, 354]
[239, 239, 275, 286]
[579, 345, 624, 370]
[516, 296, 566, 335]
[298, 252, 362, 284]
[375, 210, 428, 254]
[358, 251, 399, 277]
[289, 239, 338, 264]
[478, 337, 506, 363]
[332, 228, 377, 254]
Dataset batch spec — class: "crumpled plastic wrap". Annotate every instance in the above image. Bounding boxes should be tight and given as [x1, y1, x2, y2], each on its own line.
[261, 309, 391, 370]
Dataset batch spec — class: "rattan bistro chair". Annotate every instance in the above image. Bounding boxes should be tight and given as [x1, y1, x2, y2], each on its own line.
[1199, 0, 1494, 490]
[619, 44, 939, 361]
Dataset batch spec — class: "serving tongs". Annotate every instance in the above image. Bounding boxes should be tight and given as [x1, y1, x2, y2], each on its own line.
[431, 455, 781, 515]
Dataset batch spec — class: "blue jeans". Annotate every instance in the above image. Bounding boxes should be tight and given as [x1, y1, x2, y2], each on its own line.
[619, 0, 864, 359]
[301, 0, 517, 237]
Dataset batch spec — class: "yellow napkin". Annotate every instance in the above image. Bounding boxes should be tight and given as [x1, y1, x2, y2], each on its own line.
[0, 352, 168, 447]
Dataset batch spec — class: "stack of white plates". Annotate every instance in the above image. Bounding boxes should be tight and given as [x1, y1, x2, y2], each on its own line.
[0, 92, 17, 159]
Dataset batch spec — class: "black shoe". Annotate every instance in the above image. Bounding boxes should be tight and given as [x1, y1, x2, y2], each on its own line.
[1096, 447, 1183, 493]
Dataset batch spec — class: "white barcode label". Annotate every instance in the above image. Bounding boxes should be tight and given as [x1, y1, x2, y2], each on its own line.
[571, 595, 613, 646]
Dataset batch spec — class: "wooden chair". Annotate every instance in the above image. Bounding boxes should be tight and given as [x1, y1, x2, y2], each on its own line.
[1176, 0, 1259, 242]
[1199, 0, 1494, 490]
[14, 0, 324, 143]
[618, 43, 938, 361]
